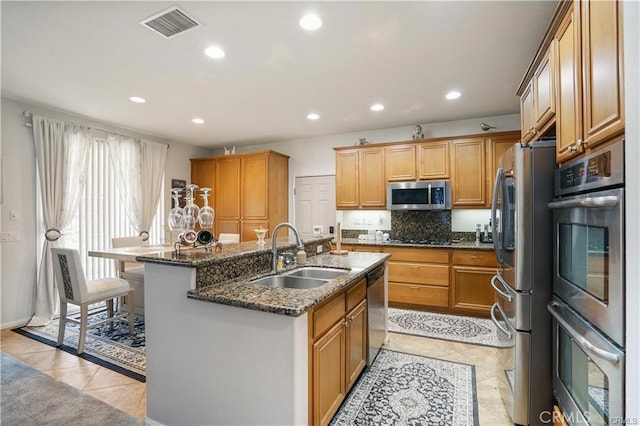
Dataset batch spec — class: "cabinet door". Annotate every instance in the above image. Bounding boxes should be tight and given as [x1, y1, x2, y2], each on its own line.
[385, 144, 416, 181]
[215, 218, 240, 237]
[335, 150, 359, 209]
[451, 138, 486, 206]
[215, 157, 241, 219]
[555, 3, 582, 163]
[359, 147, 386, 208]
[191, 159, 216, 209]
[241, 154, 268, 219]
[313, 321, 345, 426]
[417, 141, 450, 180]
[241, 220, 269, 242]
[520, 80, 535, 142]
[487, 133, 519, 205]
[534, 42, 556, 128]
[451, 266, 496, 315]
[345, 299, 367, 390]
[581, 0, 624, 149]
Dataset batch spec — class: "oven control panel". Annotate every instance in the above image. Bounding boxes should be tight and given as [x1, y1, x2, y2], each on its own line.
[554, 140, 624, 196]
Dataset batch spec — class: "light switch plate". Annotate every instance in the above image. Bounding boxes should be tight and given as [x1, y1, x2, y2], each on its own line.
[9, 210, 20, 221]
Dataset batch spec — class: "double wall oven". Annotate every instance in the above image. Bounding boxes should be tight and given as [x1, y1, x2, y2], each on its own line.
[547, 139, 625, 425]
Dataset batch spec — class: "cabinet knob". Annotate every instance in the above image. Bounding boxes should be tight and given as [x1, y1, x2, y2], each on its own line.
[343, 321, 350, 328]
[577, 139, 586, 148]
[567, 146, 577, 152]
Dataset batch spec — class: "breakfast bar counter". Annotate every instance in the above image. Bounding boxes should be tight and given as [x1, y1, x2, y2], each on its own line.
[138, 237, 388, 426]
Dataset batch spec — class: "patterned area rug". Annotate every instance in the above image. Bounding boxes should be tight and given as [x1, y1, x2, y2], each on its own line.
[388, 308, 511, 348]
[14, 311, 145, 382]
[331, 349, 478, 426]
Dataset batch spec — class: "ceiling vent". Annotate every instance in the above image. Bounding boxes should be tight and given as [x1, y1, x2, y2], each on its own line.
[141, 6, 200, 39]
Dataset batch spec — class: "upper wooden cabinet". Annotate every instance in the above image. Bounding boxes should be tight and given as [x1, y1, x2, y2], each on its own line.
[190, 151, 289, 241]
[580, 0, 624, 149]
[335, 147, 385, 209]
[417, 140, 450, 180]
[519, 0, 625, 164]
[385, 144, 416, 181]
[451, 138, 487, 207]
[486, 131, 520, 205]
[521, 42, 556, 143]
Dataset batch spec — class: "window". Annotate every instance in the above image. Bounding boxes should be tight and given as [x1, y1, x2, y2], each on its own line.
[58, 138, 165, 280]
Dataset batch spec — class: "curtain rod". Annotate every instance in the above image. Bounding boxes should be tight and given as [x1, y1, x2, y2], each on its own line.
[22, 110, 170, 149]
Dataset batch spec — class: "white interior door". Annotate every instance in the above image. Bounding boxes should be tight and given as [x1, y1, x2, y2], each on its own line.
[294, 175, 336, 240]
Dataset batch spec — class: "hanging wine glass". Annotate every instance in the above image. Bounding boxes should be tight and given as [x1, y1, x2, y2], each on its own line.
[180, 184, 200, 231]
[168, 188, 185, 232]
[198, 188, 215, 230]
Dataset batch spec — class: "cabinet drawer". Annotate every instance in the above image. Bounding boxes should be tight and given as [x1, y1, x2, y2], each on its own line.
[388, 262, 449, 286]
[389, 283, 449, 308]
[313, 293, 346, 339]
[451, 250, 497, 267]
[382, 247, 449, 263]
[346, 279, 366, 312]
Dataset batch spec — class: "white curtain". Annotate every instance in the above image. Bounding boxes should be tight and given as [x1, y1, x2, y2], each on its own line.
[107, 134, 167, 240]
[29, 115, 91, 326]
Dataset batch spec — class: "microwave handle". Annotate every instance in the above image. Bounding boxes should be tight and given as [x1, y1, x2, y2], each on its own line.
[548, 195, 619, 209]
[491, 168, 504, 262]
[547, 301, 621, 364]
[428, 184, 432, 207]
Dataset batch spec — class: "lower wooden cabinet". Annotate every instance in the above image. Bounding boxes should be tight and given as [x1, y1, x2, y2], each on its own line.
[310, 279, 367, 426]
[384, 247, 451, 310]
[450, 250, 498, 316]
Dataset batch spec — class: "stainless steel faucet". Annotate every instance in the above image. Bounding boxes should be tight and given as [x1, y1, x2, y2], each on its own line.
[272, 222, 304, 273]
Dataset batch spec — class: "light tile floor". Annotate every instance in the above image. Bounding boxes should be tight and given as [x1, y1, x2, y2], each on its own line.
[1, 328, 511, 424]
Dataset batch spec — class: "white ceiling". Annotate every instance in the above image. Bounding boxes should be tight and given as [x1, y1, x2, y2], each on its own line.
[1, 1, 557, 148]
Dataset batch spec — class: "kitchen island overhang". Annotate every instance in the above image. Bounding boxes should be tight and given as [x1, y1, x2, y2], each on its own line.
[137, 238, 389, 426]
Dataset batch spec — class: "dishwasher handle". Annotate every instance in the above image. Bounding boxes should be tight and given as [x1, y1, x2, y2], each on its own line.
[366, 265, 385, 287]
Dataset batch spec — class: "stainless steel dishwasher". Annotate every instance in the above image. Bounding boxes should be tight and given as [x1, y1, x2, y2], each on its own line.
[366, 263, 387, 365]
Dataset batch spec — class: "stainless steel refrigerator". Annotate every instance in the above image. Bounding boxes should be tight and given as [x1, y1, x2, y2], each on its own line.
[490, 140, 556, 426]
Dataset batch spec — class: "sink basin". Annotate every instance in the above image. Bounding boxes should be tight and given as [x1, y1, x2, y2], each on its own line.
[250, 275, 329, 290]
[285, 267, 349, 280]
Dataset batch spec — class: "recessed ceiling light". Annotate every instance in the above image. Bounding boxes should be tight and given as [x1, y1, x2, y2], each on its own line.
[445, 91, 461, 100]
[299, 13, 322, 31]
[204, 46, 225, 59]
[192, 118, 205, 124]
[307, 113, 320, 120]
[129, 96, 146, 103]
[370, 103, 385, 112]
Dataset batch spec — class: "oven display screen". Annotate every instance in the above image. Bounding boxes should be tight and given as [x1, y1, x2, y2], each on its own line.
[559, 151, 611, 190]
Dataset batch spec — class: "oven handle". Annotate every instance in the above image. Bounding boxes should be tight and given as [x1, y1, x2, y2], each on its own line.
[547, 195, 619, 209]
[490, 302, 512, 339]
[547, 301, 621, 364]
[490, 274, 513, 302]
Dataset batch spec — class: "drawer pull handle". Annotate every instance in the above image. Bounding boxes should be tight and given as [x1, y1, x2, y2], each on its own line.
[409, 266, 421, 269]
[470, 256, 481, 259]
[410, 286, 421, 290]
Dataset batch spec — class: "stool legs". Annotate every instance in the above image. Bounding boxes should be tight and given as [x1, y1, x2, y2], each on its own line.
[78, 304, 89, 355]
[127, 290, 135, 335]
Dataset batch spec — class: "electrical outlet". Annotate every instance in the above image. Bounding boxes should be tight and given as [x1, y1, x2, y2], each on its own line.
[316, 245, 323, 254]
[0, 232, 19, 242]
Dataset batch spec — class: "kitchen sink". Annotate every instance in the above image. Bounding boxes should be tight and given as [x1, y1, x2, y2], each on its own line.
[249, 275, 329, 290]
[285, 267, 349, 280]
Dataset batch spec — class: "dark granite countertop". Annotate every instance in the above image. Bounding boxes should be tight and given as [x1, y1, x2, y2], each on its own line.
[337, 238, 494, 251]
[187, 252, 390, 317]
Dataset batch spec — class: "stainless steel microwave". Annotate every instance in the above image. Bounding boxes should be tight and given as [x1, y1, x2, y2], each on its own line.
[386, 181, 451, 210]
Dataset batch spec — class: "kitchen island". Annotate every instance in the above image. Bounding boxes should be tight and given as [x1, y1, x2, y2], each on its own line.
[137, 237, 389, 426]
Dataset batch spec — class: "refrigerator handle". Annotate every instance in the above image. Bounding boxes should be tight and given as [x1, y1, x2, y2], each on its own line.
[491, 168, 504, 262]
[491, 274, 513, 302]
[490, 302, 513, 339]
